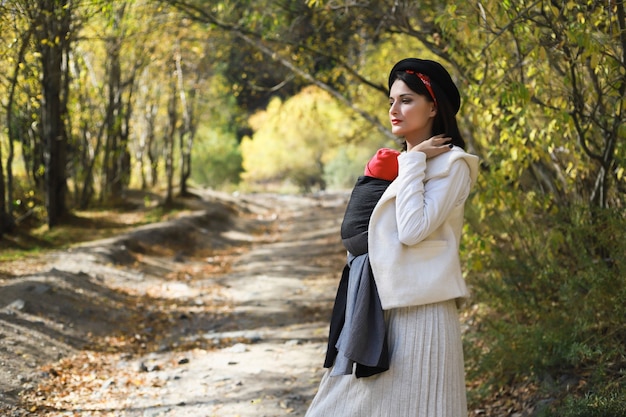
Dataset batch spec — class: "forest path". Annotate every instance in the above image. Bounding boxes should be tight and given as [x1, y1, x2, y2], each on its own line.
[0, 191, 349, 416]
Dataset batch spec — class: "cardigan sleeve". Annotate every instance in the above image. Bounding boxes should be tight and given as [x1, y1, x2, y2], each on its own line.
[394, 151, 472, 246]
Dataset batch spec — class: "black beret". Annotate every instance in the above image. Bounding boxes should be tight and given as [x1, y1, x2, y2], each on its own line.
[388, 58, 461, 114]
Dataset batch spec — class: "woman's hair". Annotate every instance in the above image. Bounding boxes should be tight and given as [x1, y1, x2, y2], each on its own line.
[392, 71, 466, 150]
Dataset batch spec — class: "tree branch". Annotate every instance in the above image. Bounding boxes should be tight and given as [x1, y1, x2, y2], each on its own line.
[163, 0, 398, 142]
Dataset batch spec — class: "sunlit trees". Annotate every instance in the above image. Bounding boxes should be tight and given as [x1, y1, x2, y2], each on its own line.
[1, 0, 77, 229]
[0, 1, 34, 235]
[0, 0, 619, 223]
[0, 0, 233, 231]
[451, 0, 625, 210]
[241, 86, 360, 191]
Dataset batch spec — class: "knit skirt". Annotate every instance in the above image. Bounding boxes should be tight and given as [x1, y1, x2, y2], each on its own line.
[305, 299, 467, 417]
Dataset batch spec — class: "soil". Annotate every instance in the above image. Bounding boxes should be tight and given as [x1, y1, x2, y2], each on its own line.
[0, 189, 350, 416]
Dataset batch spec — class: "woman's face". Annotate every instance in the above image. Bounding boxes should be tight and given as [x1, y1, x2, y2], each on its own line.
[389, 79, 436, 145]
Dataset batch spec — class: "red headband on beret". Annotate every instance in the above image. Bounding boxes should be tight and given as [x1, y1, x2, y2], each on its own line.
[388, 58, 461, 114]
[405, 70, 437, 107]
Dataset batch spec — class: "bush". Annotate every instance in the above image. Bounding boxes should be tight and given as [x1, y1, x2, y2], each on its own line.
[323, 146, 372, 190]
[191, 129, 242, 189]
[464, 202, 626, 392]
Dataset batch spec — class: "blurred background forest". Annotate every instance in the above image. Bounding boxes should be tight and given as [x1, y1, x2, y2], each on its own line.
[0, 0, 624, 415]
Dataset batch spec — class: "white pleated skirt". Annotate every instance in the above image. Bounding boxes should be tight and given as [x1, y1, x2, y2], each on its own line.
[305, 299, 467, 417]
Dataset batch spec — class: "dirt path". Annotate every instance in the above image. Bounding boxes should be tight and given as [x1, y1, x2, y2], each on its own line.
[0, 191, 350, 416]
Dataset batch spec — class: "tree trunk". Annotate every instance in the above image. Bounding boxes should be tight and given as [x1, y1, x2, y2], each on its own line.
[101, 36, 122, 201]
[36, 0, 72, 228]
[174, 47, 194, 197]
[145, 103, 159, 189]
[165, 76, 177, 205]
[118, 83, 135, 192]
[138, 101, 157, 190]
[1, 25, 33, 235]
[179, 133, 192, 197]
[0, 143, 7, 237]
[148, 136, 159, 188]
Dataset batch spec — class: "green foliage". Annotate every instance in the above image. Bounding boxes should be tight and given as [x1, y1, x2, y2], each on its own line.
[463, 200, 626, 389]
[446, 2, 626, 406]
[322, 144, 380, 190]
[458, 0, 624, 208]
[191, 126, 242, 189]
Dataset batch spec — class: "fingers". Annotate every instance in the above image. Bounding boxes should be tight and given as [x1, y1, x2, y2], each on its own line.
[431, 134, 452, 147]
[410, 133, 453, 159]
[412, 134, 453, 159]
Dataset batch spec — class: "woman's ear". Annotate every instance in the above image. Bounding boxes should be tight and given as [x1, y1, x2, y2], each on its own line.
[430, 103, 438, 117]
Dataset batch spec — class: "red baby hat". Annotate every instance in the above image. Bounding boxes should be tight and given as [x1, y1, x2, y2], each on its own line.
[364, 148, 401, 181]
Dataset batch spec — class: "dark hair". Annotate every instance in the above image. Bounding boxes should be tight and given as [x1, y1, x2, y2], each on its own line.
[392, 72, 466, 150]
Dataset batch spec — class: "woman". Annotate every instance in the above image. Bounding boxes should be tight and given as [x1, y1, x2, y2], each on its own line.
[305, 58, 479, 417]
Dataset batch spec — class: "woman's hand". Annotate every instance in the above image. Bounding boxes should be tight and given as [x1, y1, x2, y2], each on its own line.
[410, 134, 453, 159]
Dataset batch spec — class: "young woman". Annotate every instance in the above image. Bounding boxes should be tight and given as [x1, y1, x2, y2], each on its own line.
[305, 58, 479, 417]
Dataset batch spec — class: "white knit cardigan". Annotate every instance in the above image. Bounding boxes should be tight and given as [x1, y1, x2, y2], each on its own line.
[368, 147, 479, 310]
